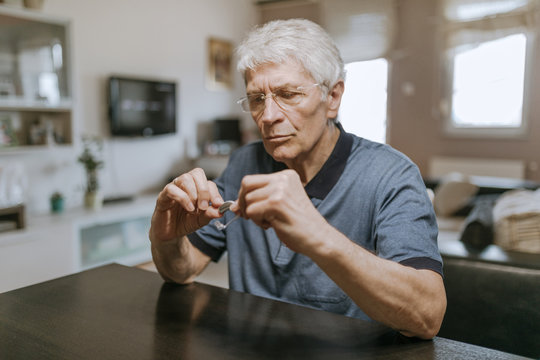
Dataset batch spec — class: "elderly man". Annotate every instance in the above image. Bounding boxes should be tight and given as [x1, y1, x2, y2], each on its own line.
[149, 18, 446, 339]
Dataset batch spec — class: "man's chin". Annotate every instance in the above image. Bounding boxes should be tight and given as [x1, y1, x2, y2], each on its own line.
[263, 142, 294, 164]
[270, 151, 297, 165]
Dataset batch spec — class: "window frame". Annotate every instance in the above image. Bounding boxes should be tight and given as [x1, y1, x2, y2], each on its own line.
[440, 29, 535, 139]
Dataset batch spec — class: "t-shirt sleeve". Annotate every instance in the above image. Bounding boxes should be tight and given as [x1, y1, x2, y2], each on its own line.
[187, 230, 226, 262]
[373, 157, 443, 276]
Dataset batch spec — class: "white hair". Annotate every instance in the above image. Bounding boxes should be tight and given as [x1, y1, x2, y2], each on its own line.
[236, 19, 345, 91]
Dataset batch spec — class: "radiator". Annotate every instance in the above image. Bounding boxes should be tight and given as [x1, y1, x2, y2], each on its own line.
[429, 156, 525, 180]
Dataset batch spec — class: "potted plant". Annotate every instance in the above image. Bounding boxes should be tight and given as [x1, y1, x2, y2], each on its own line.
[78, 136, 104, 210]
[50, 191, 64, 213]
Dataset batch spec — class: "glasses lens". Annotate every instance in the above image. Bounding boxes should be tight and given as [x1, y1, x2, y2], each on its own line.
[245, 94, 265, 113]
[238, 98, 251, 112]
[238, 84, 318, 113]
[274, 89, 305, 108]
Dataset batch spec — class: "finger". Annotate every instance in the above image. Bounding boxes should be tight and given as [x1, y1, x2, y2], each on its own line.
[244, 199, 277, 228]
[155, 186, 175, 210]
[243, 184, 275, 205]
[228, 200, 239, 214]
[240, 173, 275, 191]
[161, 181, 195, 212]
[239, 184, 273, 222]
[207, 181, 224, 209]
[193, 202, 225, 231]
[172, 174, 198, 211]
[203, 205, 223, 220]
[237, 174, 272, 217]
[189, 168, 211, 211]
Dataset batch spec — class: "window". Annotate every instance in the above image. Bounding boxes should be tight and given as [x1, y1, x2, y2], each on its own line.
[338, 59, 388, 143]
[440, 0, 535, 137]
[451, 33, 527, 128]
[320, 0, 395, 143]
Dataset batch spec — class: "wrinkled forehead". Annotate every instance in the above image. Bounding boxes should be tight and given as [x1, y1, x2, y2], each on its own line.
[245, 58, 315, 92]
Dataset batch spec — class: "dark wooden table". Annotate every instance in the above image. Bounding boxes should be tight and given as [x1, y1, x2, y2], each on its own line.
[0, 264, 530, 359]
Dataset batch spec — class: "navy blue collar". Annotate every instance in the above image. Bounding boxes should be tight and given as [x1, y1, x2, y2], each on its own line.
[305, 123, 353, 200]
[272, 123, 353, 200]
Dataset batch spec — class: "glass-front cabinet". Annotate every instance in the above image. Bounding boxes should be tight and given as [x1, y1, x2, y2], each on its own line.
[0, 6, 72, 150]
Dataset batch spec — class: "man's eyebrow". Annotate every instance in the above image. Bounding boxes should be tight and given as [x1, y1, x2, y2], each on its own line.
[246, 90, 264, 96]
[246, 83, 301, 94]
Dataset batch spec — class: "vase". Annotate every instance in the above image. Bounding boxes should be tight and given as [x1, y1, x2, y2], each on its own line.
[50, 197, 64, 213]
[23, 0, 44, 10]
[84, 191, 103, 211]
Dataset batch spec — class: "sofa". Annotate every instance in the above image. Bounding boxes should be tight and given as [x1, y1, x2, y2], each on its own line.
[438, 248, 540, 358]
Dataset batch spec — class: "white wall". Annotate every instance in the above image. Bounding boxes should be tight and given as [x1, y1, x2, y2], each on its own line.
[1, 0, 256, 213]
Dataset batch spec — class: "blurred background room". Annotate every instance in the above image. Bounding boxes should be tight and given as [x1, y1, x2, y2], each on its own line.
[1, 1, 539, 356]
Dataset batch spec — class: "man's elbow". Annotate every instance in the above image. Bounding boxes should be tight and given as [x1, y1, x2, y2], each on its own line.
[416, 317, 443, 340]
[399, 316, 443, 340]
[152, 255, 196, 285]
[408, 294, 447, 339]
[156, 269, 192, 285]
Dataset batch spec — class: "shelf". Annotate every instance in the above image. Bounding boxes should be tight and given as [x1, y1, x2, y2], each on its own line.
[0, 6, 73, 149]
[0, 142, 72, 154]
[0, 98, 72, 112]
[0, 4, 70, 24]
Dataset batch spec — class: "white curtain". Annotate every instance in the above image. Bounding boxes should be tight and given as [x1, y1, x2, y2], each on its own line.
[441, 0, 540, 49]
[321, 0, 397, 62]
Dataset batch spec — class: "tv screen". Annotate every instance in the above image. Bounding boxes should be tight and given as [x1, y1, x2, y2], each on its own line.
[108, 76, 177, 137]
[213, 118, 242, 144]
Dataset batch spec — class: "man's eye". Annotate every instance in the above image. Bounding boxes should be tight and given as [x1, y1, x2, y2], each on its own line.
[277, 91, 301, 100]
[249, 95, 265, 104]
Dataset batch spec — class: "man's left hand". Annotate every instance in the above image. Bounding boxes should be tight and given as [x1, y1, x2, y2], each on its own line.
[233, 169, 328, 254]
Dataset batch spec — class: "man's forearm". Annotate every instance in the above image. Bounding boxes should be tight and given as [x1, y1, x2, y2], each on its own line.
[151, 236, 209, 284]
[307, 225, 446, 339]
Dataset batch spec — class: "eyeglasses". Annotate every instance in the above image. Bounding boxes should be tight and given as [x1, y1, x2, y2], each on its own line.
[237, 83, 321, 114]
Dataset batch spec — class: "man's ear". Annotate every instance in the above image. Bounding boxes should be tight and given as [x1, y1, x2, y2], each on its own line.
[325, 80, 345, 120]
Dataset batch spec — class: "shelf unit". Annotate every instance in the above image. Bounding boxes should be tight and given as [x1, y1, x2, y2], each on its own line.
[78, 214, 151, 271]
[0, 194, 157, 293]
[0, 5, 73, 150]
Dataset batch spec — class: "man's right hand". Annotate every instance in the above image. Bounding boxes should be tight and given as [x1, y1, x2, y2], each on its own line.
[150, 168, 224, 244]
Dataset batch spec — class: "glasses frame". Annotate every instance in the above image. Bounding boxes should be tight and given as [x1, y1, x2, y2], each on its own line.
[237, 83, 321, 114]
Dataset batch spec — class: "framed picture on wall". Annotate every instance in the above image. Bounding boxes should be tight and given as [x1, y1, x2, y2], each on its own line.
[207, 38, 233, 91]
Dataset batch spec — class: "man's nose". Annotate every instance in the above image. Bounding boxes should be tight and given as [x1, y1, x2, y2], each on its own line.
[258, 95, 283, 124]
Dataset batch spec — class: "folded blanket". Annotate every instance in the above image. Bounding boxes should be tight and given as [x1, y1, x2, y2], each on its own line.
[493, 189, 540, 254]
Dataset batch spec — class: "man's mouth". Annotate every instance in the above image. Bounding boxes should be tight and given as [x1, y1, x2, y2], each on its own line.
[265, 134, 292, 141]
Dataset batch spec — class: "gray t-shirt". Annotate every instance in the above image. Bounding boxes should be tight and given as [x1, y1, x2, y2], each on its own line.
[188, 127, 442, 320]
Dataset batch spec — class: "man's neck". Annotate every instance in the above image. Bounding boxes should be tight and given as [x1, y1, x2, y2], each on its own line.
[285, 122, 341, 186]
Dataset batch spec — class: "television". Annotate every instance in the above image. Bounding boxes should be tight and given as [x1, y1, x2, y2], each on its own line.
[213, 118, 242, 144]
[204, 118, 242, 155]
[108, 76, 177, 137]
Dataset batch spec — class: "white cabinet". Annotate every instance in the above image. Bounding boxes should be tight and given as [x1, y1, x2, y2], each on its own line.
[78, 215, 151, 270]
[0, 5, 73, 150]
[0, 219, 75, 293]
[0, 195, 156, 293]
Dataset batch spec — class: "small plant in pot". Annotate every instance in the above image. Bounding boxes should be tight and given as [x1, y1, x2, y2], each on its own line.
[50, 191, 64, 214]
[78, 136, 104, 210]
